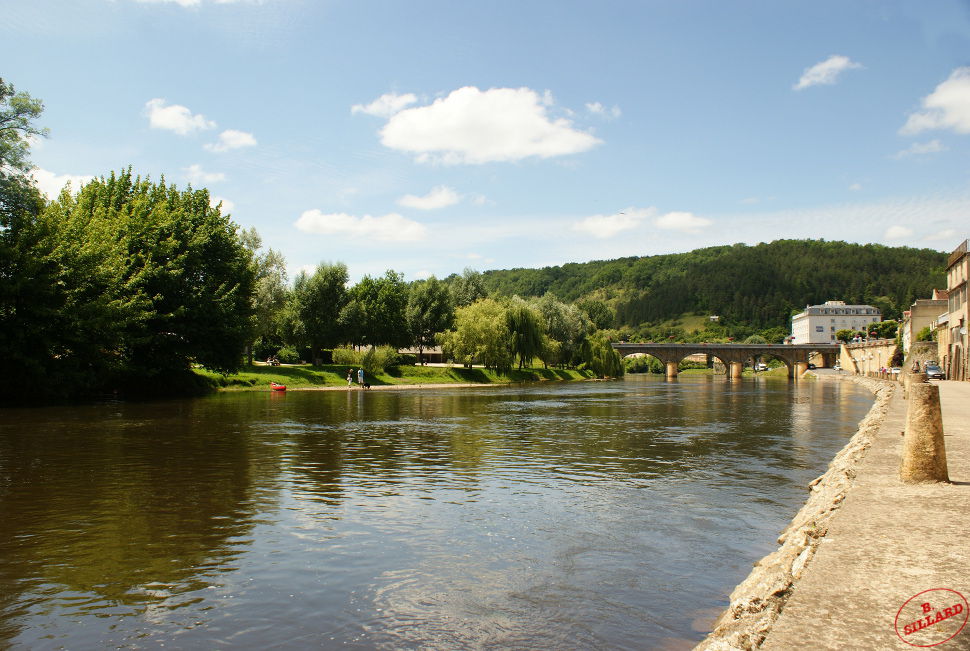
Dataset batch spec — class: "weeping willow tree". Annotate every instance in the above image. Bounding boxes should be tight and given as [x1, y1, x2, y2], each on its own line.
[506, 298, 545, 369]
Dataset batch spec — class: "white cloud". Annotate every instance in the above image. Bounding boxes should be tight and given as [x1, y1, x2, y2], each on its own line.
[294, 210, 427, 242]
[209, 196, 235, 212]
[144, 98, 216, 135]
[204, 129, 257, 152]
[892, 139, 947, 159]
[793, 55, 863, 91]
[352, 92, 418, 118]
[379, 86, 602, 164]
[413, 270, 432, 280]
[586, 102, 621, 118]
[397, 185, 461, 210]
[924, 228, 957, 242]
[849, 182, 862, 191]
[884, 225, 914, 240]
[572, 207, 654, 239]
[902, 68, 970, 134]
[30, 168, 94, 198]
[184, 164, 226, 184]
[654, 211, 712, 233]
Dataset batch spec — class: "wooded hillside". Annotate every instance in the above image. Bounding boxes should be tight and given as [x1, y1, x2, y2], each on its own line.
[481, 240, 947, 329]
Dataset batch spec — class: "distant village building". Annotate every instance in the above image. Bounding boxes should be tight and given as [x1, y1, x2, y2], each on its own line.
[939, 239, 969, 380]
[790, 300, 881, 344]
[900, 297, 947, 353]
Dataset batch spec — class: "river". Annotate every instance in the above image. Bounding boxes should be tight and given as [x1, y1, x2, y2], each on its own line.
[0, 374, 873, 650]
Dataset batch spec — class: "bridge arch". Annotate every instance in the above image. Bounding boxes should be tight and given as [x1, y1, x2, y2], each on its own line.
[611, 343, 840, 380]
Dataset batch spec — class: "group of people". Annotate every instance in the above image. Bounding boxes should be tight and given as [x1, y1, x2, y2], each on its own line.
[347, 368, 367, 389]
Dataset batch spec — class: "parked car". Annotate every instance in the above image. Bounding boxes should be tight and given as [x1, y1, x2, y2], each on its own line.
[891, 367, 901, 376]
[925, 363, 945, 380]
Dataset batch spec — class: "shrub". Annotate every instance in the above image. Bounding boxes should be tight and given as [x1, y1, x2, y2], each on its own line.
[276, 346, 300, 364]
[361, 345, 399, 373]
[332, 346, 361, 366]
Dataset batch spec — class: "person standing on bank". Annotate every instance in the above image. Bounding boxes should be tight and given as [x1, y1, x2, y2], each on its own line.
[357, 367, 364, 388]
[347, 369, 353, 388]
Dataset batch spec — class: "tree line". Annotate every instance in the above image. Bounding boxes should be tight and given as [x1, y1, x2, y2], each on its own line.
[481, 240, 948, 337]
[0, 79, 621, 399]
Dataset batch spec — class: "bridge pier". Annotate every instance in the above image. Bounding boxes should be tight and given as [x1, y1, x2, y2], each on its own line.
[729, 361, 743, 379]
[665, 361, 679, 380]
[794, 361, 808, 378]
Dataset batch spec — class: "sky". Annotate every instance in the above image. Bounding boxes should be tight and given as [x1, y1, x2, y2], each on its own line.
[3, 0, 970, 282]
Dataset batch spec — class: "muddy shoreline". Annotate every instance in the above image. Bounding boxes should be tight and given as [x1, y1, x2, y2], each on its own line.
[694, 374, 895, 650]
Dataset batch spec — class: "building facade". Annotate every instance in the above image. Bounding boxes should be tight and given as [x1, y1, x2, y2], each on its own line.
[790, 300, 881, 344]
[941, 240, 969, 380]
[900, 297, 948, 353]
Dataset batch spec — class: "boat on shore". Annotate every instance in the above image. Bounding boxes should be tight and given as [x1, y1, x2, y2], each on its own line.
[270, 382, 286, 391]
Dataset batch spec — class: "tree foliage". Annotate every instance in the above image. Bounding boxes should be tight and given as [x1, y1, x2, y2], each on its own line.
[290, 262, 348, 360]
[480, 240, 946, 331]
[406, 275, 453, 361]
[437, 298, 513, 372]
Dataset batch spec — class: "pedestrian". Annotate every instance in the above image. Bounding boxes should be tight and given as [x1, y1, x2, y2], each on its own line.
[347, 369, 353, 388]
[357, 367, 364, 387]
[911, 360, 920, 373]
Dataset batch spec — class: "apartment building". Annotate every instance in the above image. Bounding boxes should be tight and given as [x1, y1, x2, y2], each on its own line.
[790, 300, 881, 344]
[940, 240, 969, 380]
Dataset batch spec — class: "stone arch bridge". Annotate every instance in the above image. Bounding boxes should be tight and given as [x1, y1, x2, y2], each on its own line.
[610, 343, 841, 379]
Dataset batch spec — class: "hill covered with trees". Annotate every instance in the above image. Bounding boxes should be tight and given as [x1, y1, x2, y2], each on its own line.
[480, 240, 947, 335]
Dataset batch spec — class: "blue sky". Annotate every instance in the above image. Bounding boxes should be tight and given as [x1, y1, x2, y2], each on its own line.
[4, 0, 970, 282]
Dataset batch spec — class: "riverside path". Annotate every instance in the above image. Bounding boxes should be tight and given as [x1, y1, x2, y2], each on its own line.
[759, 380, 970, 650]
[611, 342, 840, 379]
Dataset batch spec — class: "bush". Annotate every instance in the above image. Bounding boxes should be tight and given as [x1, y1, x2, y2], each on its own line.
[397, 353, 418, 366]
[361, 345, 399, 373]
[276, 346, 300, 364]
[332, 346, 361, 366]
[332, 345, 401, 372]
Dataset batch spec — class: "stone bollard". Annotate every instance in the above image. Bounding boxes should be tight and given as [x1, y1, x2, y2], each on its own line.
[903, 371, 927, 399]
[900, 382, 950, 483]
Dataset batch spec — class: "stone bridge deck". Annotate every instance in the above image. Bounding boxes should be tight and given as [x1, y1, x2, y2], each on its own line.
[611, 343, 841, 378]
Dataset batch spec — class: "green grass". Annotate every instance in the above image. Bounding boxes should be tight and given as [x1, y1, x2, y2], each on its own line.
[195, 363, 596, 391]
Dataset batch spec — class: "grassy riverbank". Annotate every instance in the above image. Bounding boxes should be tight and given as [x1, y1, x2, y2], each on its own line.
[195, 363, 597, 391]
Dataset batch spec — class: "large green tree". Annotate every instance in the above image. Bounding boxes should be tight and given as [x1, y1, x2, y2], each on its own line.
[290, 262, 348, 362]
[349, 270, 410, 348]
[406, 275, 453, 363]
[506, 298, 545, 369]
[62, 171, 257, 380]
[438, 298, 513, 371]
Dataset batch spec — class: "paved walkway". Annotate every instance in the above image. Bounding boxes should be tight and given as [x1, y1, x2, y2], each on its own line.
[762, 380, 970, 650]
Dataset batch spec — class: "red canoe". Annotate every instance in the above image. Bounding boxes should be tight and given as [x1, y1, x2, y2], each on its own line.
[270, 382, 286, 391]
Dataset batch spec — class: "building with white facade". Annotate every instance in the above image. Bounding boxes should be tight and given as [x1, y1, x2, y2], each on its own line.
[790, 300, 881, 344]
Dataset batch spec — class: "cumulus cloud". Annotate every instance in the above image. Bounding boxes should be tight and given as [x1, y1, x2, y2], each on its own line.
[397, 185, 461, 210]
[209, 195, 235, 213]
[884, 225, 914, 240]
[378, 86, 601, 164]
[30, 168, 94, 198]
[294, 210, 427, 242]
[654, 211, 712, 233]
[793, 55, 863, 91]
[892, 139, 947, 159]
[204, 129, 257, 152]
[901, 68, 970, 134]
[352, 92, 418, 118]
[572, 207, 654, 239]
[145, 98, 216, 135]
[184, 164, 226, 184]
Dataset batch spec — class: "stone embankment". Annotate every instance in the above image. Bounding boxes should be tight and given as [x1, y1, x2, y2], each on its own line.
[695, 375, 893, 650]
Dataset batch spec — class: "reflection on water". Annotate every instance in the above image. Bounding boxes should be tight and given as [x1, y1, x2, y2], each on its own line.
[0, 375, 872, 649]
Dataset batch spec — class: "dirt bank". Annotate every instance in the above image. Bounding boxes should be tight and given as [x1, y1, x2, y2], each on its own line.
[694, 375, 894, 651]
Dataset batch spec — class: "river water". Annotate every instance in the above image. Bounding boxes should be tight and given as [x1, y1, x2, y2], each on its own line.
[0, 374, 872, 650]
